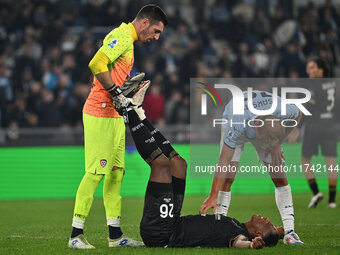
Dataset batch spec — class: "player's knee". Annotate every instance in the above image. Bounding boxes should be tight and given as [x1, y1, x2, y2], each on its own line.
[170, 155, 187, 179]
[151, 154, 171, 171]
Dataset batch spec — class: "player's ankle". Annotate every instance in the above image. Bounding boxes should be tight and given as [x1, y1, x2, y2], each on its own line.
[109, 226, 123, 239]
[71, 227, 84, 238]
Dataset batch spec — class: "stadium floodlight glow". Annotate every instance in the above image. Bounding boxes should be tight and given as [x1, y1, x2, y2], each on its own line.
[201, 84, 312, 116]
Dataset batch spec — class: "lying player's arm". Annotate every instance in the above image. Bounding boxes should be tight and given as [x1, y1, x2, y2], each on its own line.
[232, 235, 264, 249]
[199, 143, 234, 214]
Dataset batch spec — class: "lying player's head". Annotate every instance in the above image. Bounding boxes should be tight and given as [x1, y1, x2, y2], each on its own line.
[248, 214, 279, 246]
[135, 4, 168, 43]
[253, 115, 286, 149]
[306, 58, 330, 78]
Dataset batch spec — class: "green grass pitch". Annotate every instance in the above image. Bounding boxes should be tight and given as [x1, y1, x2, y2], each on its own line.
[0, 194, 339, 255]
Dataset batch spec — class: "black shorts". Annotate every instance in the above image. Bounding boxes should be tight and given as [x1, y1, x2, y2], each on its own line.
[140, 178, 185, 247]
[302, 123, 338, 157]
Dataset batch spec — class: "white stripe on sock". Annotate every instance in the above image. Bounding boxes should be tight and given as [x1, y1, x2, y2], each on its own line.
[72, 217, 85, 229]
[107, 217, 121, 227]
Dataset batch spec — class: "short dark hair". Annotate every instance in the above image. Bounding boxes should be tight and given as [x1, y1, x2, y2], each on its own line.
[262, 231, 279, 247]
[308, 58, 330, 77]
[136, 4, 168, 26]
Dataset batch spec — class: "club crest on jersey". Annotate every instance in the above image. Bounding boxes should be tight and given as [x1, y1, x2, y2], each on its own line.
[108, 39, 119, 48]
[100, 159, 107, 168]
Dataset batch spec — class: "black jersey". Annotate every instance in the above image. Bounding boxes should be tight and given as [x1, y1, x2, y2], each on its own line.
[303, 80, 337, 124]
[168, 214, 251, 248]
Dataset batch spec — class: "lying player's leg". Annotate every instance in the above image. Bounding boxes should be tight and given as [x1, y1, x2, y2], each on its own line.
[113, 90, 180, 246]
[134, 105, 188, 218]
[124, 109, 175, 246]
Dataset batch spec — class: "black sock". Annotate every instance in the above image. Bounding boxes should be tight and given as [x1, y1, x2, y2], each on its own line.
[172, 176, 186, 217]
[127, 110, 162, 164]
[329, 185, 336, 203]
[71, 227, 83, 238]
[108, 226, 123, 239]
[142, 118, 177, 159]
[308, 179, 319, 195]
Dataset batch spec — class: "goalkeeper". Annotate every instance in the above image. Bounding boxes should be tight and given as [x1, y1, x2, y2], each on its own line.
[68, 4, 167, 249]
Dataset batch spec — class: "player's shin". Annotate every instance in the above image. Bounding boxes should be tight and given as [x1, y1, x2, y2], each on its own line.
[104, 169, 124, 239]
[126, 110, 162, 164]
[72, 173, 103, 237]
[275, 184, 294, 233]
[142, 118, 178, 159]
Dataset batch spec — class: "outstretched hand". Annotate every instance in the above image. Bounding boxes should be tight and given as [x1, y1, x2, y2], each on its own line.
[199, 196, 217, 215]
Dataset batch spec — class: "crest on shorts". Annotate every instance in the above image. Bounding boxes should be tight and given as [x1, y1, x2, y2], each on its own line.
[100, 159, 107, 168]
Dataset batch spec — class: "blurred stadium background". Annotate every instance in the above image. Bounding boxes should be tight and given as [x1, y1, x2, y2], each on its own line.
[0, 0, 339, 199]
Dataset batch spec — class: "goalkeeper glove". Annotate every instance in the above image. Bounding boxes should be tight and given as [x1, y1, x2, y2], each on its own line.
[106, 72, 145, 98]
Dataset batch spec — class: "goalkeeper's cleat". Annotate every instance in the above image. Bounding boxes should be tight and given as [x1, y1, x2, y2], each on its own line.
[132, 80, 151, 106]
[108, 235, 144, 247]
[308, 192, 323, 208]
[328, 202, 336, 208]
[120, 72, 145, 96]
[68, 234, 95, 249]
[283, 230, 304, 245]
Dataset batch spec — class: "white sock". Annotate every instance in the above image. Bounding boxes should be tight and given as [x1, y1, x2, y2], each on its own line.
[107, 217, 120, 227]
[135, 106, 146, 120]
[72, 217, 85, 229]
[275, 185, 294, 234]
[216, 191, 231, 216]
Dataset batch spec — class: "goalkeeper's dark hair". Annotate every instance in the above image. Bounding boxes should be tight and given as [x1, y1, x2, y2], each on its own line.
[308, 57, 330, 77]
[136, 4, 168, 26]
[262, 231, 279, 247]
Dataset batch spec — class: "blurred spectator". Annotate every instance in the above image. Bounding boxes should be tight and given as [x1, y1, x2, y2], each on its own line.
[0, 0, 339, 128]
[143, 84, 165, 124]
[0, 59, 13, 126]
[38, 89, 61, 127]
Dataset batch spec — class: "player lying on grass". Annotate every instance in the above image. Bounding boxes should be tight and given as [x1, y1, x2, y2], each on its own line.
[199, 90, 304, 245]
[112, 83, 284, 249]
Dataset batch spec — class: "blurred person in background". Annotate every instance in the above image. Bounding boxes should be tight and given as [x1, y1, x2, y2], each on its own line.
[289, 58, 337, 209]
[143, 84, 165, 124]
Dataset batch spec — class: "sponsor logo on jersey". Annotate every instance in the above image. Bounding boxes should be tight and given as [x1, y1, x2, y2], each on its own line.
[108, 39, 119, 49]
[163, 198, 172, 203]
[100, 159, 107, 168]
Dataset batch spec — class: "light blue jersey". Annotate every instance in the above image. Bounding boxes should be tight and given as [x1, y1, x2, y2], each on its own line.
[223, 90, 300, 148]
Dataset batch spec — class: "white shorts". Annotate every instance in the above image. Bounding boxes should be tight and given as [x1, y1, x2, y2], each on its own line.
[220, 127, 274, 164]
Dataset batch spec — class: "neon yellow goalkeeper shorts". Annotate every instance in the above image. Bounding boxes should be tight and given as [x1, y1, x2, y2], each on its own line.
[83, 113, 125, 175]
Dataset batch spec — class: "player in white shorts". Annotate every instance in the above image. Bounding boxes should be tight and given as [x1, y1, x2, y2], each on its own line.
[199, 90, 304, 245]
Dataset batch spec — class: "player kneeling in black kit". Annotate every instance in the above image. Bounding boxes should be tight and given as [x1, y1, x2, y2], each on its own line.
[113, 82, 282, 249]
